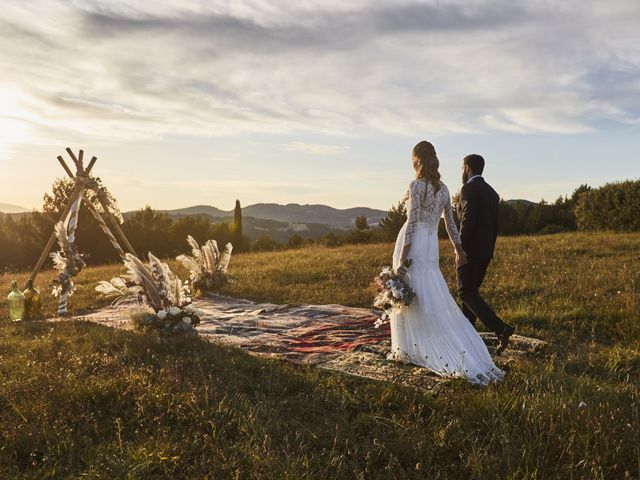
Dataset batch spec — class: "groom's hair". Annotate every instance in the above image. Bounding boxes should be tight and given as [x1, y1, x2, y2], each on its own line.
[463, 154, 485, 175]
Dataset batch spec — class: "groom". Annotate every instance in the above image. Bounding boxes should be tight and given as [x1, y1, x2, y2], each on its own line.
[457, 154, 515, 354]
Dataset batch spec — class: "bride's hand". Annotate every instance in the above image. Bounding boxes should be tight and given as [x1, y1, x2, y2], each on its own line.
[396, 264, 408, 278]
[396, 258, 412, 278]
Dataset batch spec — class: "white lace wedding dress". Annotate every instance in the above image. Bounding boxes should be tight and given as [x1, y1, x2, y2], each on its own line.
[389, 179, 504, 385]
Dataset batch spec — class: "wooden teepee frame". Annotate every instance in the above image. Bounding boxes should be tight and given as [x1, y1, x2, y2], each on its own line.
[28, 148, 138, 291]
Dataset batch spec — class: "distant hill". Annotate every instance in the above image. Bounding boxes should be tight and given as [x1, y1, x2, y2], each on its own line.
[504, 199, 537, 207]
[140, 203, 387, 242]
[0, 203, 28, 214]
[156, 203, 387, 229]
[242, 203, 386, 228]
[162, 205, 229, 218]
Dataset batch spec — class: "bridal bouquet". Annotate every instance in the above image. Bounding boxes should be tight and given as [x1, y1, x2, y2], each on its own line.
[96, 252, 204, 339]
[372, 260, 414, 328]
[176, 235, 233, 295]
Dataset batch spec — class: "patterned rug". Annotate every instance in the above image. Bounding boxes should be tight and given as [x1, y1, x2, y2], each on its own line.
[52, 294, 547, 390]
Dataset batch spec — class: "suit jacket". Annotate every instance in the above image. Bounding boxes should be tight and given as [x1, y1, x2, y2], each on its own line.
[459, 177, 499, 259]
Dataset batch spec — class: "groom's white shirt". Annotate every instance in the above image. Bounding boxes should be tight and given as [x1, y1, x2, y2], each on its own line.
[466, 175, 483, 184]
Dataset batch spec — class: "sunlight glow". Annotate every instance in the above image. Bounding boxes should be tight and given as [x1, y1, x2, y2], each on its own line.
[0, 87, 33, 161]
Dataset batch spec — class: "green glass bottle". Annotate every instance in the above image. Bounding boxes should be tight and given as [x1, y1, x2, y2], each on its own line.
[7, 280, 25, 322]
[23, 279, 42, 320]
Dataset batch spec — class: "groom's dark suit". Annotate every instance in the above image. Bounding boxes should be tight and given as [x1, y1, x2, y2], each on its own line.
[457, 176, 508, 335]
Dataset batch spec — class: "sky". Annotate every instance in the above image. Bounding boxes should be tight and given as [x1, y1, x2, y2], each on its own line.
[0, 0, 638, 212]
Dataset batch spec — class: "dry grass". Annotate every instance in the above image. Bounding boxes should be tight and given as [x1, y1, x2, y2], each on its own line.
[0, 232, 638, 479]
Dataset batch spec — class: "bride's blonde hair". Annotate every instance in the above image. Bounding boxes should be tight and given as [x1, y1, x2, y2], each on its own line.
[412, 141, 441, 194]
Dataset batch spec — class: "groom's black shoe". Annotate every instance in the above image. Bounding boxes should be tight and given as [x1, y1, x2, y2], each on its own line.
[496, 324, 516, 355]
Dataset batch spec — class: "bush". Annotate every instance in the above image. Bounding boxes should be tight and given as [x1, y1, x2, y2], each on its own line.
[252, 235, 283, 252]
[287, 234, 305, 249]
[575, 179, 640, 231]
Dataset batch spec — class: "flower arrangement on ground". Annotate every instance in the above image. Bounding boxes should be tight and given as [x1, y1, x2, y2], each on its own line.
[372, 259, 415, 328]
[176, 235, 233, 295]
[96, 252, 204, 339]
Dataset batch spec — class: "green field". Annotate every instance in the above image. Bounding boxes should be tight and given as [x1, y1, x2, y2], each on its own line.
[0, 232, 638, 479]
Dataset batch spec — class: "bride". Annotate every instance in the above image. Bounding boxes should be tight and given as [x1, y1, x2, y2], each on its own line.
[388, 141, 504, 385]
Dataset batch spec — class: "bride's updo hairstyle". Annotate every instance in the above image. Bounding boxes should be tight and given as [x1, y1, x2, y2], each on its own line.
[412, 140, 441, 194]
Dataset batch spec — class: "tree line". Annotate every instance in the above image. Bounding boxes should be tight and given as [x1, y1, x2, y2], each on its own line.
[0, 178, 637, 271]
[202, 178, 640, 250]
[0, 178, 248, 272]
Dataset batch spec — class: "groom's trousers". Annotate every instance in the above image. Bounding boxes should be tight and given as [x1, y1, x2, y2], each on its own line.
[457, 257, 506, 335]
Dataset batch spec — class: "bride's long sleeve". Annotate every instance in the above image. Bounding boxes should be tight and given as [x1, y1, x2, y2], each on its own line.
[402, 181, 421, 251]
[441, 184, 462, 246]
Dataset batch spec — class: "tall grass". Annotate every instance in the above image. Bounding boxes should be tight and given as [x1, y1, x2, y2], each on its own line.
[0, 232, 637, 478]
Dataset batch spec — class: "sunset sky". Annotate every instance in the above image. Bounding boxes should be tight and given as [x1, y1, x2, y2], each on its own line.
[0, 0, 638, 212]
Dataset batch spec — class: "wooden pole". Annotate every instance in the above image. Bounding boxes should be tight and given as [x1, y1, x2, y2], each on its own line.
[58, 156, 139, 258]
[84, 201, 127, 261]
[94, 197, 138, 257]
[65, 147, 79, 168]
[87, 156, 97, 172]
[77, 149, 84, 172]
[57, 156, 74, 178]
[26, 157, 97, 287]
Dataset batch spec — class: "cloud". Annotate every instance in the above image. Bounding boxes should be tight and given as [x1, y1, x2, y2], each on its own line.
[280, 142, 349, 155]
[0, 0, 638, 144]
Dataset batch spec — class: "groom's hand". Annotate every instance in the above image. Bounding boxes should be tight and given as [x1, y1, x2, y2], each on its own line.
[455, 247, 468, 268]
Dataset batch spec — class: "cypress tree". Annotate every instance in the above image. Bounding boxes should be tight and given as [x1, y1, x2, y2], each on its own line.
[232, 199, 243, 247]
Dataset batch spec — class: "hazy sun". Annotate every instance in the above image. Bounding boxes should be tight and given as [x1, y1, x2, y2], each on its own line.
[0, 87, 33, 161]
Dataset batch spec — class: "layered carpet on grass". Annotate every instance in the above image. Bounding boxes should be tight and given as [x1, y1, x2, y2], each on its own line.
[51, 294, 546, 390]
